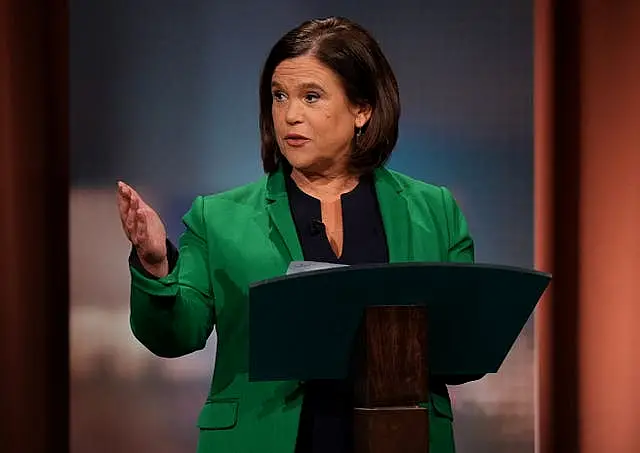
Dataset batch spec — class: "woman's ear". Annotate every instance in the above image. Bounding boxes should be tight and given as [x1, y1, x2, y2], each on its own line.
[354, 104, 372, 129]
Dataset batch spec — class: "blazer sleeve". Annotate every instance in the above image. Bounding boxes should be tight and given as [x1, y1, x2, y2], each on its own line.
[440, 186, 485, 385]
[128, 195, 215, 358]
[441, 186, 474, 264]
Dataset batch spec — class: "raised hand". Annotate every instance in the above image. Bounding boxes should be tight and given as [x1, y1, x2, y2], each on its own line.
[116, 181, 169, 277]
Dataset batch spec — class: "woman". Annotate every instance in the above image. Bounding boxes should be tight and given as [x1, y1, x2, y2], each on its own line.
[117, 16, 482, 453]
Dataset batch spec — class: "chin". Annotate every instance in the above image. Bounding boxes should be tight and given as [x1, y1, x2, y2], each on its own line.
[281, 145, 343, 174]
[290, 159, 338, 176]
[281, 150, 317, 171]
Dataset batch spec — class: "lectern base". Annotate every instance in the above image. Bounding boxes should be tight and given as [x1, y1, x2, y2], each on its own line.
[354, 406, 429, 453]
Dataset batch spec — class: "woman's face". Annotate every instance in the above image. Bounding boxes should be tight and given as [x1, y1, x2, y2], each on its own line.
[271, 55, 371, 175]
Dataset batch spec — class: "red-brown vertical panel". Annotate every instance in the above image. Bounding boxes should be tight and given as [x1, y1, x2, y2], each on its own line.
[537, 0, 640, 452]
[0, 1, 69, 452]
[578, 1, 640, 452]
[533, 0, 554, 451]
[535, 0, 582, 452]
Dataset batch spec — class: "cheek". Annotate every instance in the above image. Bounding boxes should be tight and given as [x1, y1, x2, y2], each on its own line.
[313, 108, 342, 134]
[271, 106, 283, 130]
[318, 110, 353, 143]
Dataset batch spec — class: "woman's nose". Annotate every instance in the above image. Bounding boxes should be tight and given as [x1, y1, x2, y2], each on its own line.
[285, 100, 304, 124]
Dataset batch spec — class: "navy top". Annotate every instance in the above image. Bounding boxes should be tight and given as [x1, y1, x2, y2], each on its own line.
[285, 171, 388, 453]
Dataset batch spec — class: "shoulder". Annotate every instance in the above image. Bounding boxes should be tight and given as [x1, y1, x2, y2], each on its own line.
[383, 168, 459, 211]
[382, 168, 468, 240]
[201, 176, 267, 208]
[384, 167, 473, 261]
[182, 175, 268, 224]
[385, 168, 442, 194]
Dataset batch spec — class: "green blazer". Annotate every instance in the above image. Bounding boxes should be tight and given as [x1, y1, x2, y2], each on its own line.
[129, 165, 475, 453]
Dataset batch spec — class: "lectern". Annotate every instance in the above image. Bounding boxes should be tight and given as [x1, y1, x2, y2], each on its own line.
[248, 262, 551, 453]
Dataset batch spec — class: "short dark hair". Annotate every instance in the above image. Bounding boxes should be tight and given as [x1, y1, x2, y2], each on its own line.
[259, 17, 401, 174]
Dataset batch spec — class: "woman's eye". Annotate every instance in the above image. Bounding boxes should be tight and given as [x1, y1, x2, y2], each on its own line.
[304, 92, 320, 103]
[272, 91, 287, 102]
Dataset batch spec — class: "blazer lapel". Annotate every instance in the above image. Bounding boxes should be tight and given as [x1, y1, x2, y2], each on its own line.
[374, 167, 412, 263]
[265, 167, 304, 262]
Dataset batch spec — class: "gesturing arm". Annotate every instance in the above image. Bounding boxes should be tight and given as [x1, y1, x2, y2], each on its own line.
[117, 182, 215, 358]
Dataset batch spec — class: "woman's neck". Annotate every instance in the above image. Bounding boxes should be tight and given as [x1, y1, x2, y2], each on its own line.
[290, 167, 360, 201]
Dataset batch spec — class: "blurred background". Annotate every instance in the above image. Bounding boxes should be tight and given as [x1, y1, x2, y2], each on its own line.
[70, 1, 535, 452]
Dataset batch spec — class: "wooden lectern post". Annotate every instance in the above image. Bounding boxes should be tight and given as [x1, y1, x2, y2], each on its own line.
[352, 305, 430, 453]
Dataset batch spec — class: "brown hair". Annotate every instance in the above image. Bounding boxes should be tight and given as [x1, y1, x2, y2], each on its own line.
[259, 17, 401, 174]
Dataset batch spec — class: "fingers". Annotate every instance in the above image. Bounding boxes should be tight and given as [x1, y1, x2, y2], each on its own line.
[124, 193, 138, 240]
[116, 181, 157, 249]
[121, 182, 143, 202]
[117, 184, 131, 224]
[117, 181, 143, 206]
[135, 208, 147, 247]
[117, 181, 133, 201]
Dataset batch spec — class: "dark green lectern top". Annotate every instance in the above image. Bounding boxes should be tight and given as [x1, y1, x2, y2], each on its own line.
[248, 262, 551, 382]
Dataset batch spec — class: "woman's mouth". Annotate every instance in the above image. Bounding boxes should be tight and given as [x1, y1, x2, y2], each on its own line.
[284, 134, 310, 147]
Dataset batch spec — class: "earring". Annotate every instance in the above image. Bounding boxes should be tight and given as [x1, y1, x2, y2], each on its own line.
[356, 127, 362, 137]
